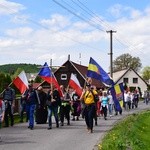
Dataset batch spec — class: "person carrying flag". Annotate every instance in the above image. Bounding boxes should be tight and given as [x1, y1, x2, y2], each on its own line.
[80, 83, 97, 133]
[23, 83, 38, 130]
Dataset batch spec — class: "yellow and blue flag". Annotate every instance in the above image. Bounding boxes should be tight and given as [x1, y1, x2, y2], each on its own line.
[87, 57, 114, 85]
[110, 83, 124, 111]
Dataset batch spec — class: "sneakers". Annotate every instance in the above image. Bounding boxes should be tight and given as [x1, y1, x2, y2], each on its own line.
[30, 127, 34, 130]
[87, 128, 93, 133]
[88, 129, 93, 133]
[56, 124, 59, 128]
[67, 121, 70, 125]
[95, 121, 97, 126]
[47, 127, 52, 130]
[28, 126, 33, 130]
[72, 118, 75, 121]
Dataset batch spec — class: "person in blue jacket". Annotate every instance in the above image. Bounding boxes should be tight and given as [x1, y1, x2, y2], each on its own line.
[22, 83, 38, 130]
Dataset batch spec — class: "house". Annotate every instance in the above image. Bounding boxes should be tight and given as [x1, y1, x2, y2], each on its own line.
[112, 68, 148, 93]
[54, 58, 105, 89]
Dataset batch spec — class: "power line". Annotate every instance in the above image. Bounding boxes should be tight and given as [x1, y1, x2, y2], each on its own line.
[70, 0, 143, 53]
[0, 2, 107, 54]
[76, 0, 114, 30]
[52, 0, 105, 32]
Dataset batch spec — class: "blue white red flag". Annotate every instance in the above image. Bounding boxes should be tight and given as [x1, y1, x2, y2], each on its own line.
[38, 62, 63, 97]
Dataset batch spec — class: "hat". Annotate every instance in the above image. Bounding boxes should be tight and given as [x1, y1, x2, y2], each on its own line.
[86, 83, 91, 87]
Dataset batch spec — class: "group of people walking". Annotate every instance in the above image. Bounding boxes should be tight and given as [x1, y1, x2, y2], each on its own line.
[0, 81, 145, 134]
[19, 84, 82, 130]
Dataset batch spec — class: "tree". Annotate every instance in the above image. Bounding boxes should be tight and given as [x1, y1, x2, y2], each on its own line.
[0, 72, 12, 94]
[142, 66, 150, 83]
[113, 53, 142, 72]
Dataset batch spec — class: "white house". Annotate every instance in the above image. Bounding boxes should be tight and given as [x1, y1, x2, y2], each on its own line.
[112, 68, 148, 93]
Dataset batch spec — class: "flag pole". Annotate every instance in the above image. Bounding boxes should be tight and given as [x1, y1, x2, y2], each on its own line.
[50, 59, 53, 99]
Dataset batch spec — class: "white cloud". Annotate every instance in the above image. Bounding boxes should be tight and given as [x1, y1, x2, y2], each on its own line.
[108, 4, 124, 18]
[130, 9, 142, 19]
[0, 3, 150, 70]
[0, 0, 25, 16]
[40, 14, 71, 30]
[6, 27, 33, 37]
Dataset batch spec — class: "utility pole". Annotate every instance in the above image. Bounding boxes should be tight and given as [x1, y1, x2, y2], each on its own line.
[50, 58, 52, 68]
[106, 30, 116, 79]
[79, 53, 81, 65]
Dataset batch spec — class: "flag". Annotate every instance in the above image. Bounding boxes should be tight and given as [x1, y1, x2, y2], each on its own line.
[87, 57, 114, 85]
[13, 70, 28, 94]
[68, 73, 82, 97]
[110, 83, 124, 111]
[38, 62, 63, 97]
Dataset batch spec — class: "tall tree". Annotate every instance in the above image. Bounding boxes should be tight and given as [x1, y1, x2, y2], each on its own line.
[142, 66, 150, 83]
[113, 53, 142, 72]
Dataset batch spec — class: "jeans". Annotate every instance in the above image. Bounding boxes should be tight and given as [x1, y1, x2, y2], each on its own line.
[108, 104, 113, 116]
[48, 106, 59, 127]
[26, 104, 36, 128]
[20, 103, 28, 122]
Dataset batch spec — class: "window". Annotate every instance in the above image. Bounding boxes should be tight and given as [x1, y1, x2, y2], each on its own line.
[133, 78, 138, 84]
[123, 78, 128, 83]
[61, 74, 67, 80]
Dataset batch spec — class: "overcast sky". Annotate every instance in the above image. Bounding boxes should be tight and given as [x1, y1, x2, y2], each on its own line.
[0, 0, 150, 72]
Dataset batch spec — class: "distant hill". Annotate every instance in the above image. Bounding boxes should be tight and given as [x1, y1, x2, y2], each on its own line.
[0, 63, 41, 74]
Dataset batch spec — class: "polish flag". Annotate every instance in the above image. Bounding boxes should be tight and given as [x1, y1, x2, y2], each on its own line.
[68, 73, 82, 97]
[13, 71, 28, 94]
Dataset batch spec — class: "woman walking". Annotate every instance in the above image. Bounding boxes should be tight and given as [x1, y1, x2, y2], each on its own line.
[101, 91, 109, 120]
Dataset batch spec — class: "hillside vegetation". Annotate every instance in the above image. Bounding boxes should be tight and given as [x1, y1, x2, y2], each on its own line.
[0, 63, 40, 74]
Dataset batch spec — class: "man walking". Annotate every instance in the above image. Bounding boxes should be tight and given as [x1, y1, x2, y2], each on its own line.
[3, 84, 15, 127]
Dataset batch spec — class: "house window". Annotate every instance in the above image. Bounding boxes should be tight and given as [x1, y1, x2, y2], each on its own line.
[123, 78, 128, 83]
[133, 78, 138, 84]
[61, 74, 67, 80]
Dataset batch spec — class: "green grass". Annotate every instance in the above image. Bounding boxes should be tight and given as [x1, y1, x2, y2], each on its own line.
[98, 110, 150, 150]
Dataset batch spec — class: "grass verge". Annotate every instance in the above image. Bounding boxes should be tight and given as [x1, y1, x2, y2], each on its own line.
[98, 110, 150, 150]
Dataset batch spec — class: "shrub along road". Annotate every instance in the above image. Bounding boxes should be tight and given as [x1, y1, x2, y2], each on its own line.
[0, 101, 149, 150]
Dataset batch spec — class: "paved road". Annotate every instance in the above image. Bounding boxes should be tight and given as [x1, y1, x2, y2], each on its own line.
[0, 102, 149, 150]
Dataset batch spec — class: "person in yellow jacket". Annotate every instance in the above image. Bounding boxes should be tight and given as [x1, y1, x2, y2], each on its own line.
[80, 83, 98, 133]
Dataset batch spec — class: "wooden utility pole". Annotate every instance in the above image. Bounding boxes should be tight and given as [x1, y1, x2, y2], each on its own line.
[106, 30, 116, 79]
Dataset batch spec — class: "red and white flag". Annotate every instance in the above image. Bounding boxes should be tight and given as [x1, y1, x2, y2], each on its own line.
[68, 73, 82, 97]
[13, 71, 28, 94]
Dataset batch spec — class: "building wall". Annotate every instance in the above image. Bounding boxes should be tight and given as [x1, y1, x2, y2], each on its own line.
[54, 62, 85, 88]
[117, 69, 147, 93]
